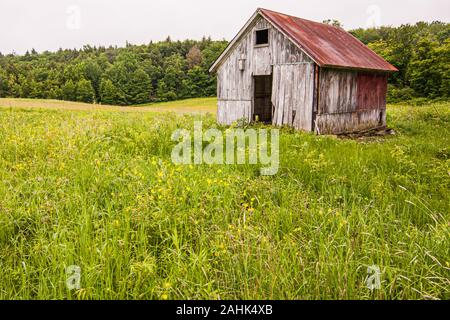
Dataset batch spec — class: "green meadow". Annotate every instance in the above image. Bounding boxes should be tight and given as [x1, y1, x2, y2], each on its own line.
[0, 98, 448, 300]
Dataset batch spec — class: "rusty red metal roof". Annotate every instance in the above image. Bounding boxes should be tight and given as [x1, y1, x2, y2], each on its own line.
[259, 8, 398, 72]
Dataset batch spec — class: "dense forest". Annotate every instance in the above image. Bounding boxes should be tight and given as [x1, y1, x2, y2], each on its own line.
[0, 37, 228, 105]
[0, 21, 448, 105]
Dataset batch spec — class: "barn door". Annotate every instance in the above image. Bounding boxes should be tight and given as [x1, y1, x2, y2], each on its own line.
[272, 64, 314, 131]
[253, 75, 273, 123]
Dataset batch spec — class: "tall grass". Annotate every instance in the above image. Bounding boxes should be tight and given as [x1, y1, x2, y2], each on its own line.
[0, 101, 448, 300]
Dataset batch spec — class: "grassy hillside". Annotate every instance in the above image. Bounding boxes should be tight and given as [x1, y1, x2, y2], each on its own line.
[0, 100, 448, 300]
[0, 97, 217, 114]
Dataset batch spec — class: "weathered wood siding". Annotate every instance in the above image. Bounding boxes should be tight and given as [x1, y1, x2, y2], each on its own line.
[272, 64, 314, 130]
[217, 15, 313, 125]
[217, 101, 252, 125]
[316, 68, 388, 134]
[357, 73, 388, 111]
[318, 70, 358, 114]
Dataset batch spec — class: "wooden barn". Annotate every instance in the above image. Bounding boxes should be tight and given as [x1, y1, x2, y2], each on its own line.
[209, 8, 398, 134]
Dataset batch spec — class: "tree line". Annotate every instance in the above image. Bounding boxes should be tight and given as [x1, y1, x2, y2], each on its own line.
[0, 21, 448, 105]
[0, 37, 227, 105]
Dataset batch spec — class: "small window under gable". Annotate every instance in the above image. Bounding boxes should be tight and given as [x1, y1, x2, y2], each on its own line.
[255, 29, 269, 46]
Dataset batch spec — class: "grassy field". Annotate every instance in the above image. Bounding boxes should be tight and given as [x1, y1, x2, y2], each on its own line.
[0, 98, 448, 300]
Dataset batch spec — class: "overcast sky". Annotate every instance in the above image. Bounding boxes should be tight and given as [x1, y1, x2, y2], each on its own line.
[1, 0, 449, 54]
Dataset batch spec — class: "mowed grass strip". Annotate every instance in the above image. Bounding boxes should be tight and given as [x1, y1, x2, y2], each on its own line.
[0, 97, 217, 114]
[0, 101, 448, 300]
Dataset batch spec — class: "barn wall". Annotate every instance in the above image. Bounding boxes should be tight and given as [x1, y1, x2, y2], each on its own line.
[318, 69, 358, 114]
[217, 15, 313, 125]
[217, 101, 252, 124]
[357, 73, 388, 111]
[272, 64, 315, 131]
[316, 68, 388, 134]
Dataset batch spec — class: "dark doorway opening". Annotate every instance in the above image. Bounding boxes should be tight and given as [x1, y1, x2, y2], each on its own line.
[253, 75, 273, 124]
